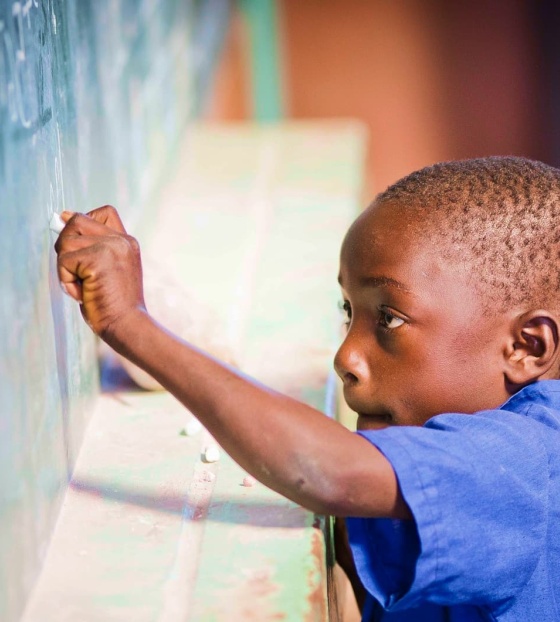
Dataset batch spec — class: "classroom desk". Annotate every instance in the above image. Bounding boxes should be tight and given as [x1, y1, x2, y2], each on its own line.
[22, 121, 366, 621]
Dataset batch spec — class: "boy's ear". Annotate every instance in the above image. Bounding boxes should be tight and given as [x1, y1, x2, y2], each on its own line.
[504, 311, 560, 387]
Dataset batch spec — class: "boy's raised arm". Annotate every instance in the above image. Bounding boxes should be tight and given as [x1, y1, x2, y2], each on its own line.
[55, 206, 410, 520]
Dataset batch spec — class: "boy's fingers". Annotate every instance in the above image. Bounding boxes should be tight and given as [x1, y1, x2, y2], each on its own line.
[58, 212, 121, 238]
[62, 279, 83, 303]
[54, 230, 122, 254]
[55, 214, 130, 261]
[84, 205, 127, 233]
[55, 233, 86, 254]
[57, 250, 85, 302]
[57, 235, 141, 291]
[61, 206, 126, 233]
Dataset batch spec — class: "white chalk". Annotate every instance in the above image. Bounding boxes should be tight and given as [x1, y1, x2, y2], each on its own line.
[185, 418, 202, 436]
[49, 212, 65, 234]
[203, 445, 220, 463]
[242, 475, 256, 487]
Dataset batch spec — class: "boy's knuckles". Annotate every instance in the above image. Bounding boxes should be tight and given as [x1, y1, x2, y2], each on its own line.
[67, 212, 85, 228]
[55, 234, 88, 254]
[53, 236, 63, 253]
[98, 205, 118, 216]
[87, 205, 126, 232]
[54, 228, 81, 253]
[95, 204, 117, 213]
[124, 234, 141, 254]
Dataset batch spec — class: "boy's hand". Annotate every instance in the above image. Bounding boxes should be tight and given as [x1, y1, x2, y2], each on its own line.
[334, 517, 366, 612]
[55, 205, 146, 342]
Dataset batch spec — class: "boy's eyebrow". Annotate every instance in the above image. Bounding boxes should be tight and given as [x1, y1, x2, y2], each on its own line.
[338, 274, 412, 293]
[361, 276, 412, 292]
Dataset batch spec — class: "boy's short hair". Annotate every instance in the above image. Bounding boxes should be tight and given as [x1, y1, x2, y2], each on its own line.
[374, 156, 560, 313]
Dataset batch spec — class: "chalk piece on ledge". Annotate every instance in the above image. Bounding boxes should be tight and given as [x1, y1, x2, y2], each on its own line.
[185, 418, 202, 436]
[49, 212, 65, 234]
[242, 475, 256, 487]
[203, 445, 220, 463]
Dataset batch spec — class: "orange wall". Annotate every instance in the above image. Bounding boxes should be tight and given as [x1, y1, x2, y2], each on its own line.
[205, 10, 251, 121]
[207, 1, 545, 199]
[280, 0, 543, 196]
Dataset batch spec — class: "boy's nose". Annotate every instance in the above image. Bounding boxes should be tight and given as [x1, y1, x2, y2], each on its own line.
[334, 338, 365, 385]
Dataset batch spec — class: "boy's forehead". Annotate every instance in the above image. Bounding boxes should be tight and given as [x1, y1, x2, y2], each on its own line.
[340, 199, 475, 295]
[343, 200, 431, 255]
[339, 202, 496, 336]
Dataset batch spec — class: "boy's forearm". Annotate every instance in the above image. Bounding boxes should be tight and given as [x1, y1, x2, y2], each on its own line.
[106, 308, 409, 519]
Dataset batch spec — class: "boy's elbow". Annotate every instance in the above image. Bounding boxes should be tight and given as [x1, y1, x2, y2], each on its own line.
[298, 481, 347, 517]
[295, 451, 408, 519]
[294, 466, 372, 517]
[318, 472, 375, 517]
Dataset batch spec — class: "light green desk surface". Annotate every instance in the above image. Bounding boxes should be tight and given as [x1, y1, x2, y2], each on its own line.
[22, 121, 366, 621]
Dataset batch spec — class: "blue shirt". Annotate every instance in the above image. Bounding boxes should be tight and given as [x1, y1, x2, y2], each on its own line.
[347, 380, 560, 621]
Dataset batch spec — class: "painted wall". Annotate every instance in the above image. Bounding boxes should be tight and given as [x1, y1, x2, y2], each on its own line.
[280, 0, 544, 196]
[0, 1, 229, 620]
[209, 1, 549, 198]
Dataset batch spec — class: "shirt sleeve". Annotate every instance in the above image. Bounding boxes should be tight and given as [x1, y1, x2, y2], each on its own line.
[346, 410, 548, 611]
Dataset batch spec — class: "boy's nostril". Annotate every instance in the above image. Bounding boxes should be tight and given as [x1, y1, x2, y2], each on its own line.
[334, 348, 361, 384]
[344, 371, 359, 385]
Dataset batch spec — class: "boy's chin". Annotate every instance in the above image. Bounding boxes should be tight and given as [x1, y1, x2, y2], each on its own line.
[356, 413, 393, 431]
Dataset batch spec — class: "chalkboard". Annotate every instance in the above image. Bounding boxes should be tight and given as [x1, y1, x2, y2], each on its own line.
[0, 1, 229, 620]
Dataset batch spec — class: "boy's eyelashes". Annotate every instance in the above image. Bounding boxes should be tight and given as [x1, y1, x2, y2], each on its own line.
[338, 300, 406, 331]
[339, 299, 352, 327]
[378, 308, 405, 331]
[339, 299, 352, 316]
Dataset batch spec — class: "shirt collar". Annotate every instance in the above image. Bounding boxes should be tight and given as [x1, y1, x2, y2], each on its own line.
[499, 379, 560, 415]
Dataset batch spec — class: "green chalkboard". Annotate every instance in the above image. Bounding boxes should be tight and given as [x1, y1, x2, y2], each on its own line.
[0, 1, 229, 620]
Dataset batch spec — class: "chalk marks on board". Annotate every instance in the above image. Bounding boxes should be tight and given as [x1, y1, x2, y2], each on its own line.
[0, 2, 232, 620]
[0, 2, 53, 133]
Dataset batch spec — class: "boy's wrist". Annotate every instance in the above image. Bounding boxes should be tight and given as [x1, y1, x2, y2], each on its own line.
[100, 306, 152, 357]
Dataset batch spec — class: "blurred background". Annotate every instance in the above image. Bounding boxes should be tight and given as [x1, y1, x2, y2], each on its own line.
[205, 0, 560, 200]
[4, 2, 560, 619]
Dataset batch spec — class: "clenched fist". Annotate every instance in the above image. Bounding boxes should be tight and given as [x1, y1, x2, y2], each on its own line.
[55, 205, 146, 343]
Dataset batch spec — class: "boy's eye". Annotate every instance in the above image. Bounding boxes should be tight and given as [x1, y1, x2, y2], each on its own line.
[379, 309, 405, 330]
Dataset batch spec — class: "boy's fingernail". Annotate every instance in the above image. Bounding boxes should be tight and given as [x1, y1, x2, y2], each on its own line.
[60, 282, 71, 297]
[60, 211, 75, 221]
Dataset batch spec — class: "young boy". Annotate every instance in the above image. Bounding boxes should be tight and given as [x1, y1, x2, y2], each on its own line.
[55, 156, 560, 621]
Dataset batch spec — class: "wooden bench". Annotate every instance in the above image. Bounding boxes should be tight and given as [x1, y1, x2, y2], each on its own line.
[22, 121, 366, 621]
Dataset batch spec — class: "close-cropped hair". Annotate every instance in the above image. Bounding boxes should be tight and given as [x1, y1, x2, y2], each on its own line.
[375, 156, 560, 312]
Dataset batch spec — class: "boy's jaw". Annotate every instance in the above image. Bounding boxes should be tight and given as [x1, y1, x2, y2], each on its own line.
[356, 411, 394, 431]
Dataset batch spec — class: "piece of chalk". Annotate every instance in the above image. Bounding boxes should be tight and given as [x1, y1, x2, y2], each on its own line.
[185, 418, 202, 436]
[203, 445, 220, 463]
[242, 475, 256, 487]
[49, 212, 65, 234]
